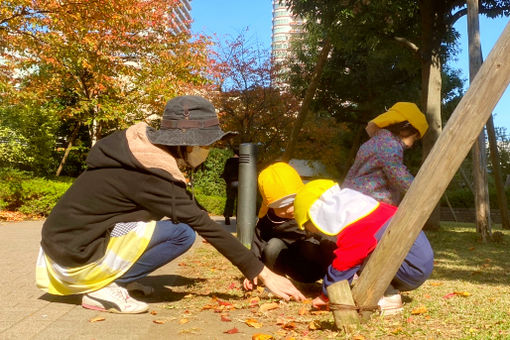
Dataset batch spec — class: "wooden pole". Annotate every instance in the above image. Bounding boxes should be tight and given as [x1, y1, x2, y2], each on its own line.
[327, 280, 359, 332]
[350, 22, 510, 318]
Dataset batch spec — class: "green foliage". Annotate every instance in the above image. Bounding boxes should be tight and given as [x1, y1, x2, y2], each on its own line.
[18, 177, 72, 216]
[194, 194, 226, 216]
[0, 126, 33, 167]
[0, 168, 31, 210]
[0, 103, 61, 176]
[0, 168, 72, 215]
[193, 148, 232, 197]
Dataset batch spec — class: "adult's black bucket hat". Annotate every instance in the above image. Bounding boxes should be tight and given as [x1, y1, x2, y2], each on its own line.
[146, 95, 236, 146]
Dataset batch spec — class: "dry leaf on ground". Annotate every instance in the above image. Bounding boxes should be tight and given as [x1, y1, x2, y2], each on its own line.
[245, 318, 263, 328]
[259, 302, 279, 312]
[221, 314, 232, 322]
[252, 333, 274, 340]
[411, 306, 428, 315]
[88, 316, 105, 323]
[224, 327, 239, 334]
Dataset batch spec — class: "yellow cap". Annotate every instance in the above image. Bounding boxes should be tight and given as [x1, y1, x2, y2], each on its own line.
[370, 102, 428, 138]
[294, 179, 336, 229]
[258, 162, 304, 218]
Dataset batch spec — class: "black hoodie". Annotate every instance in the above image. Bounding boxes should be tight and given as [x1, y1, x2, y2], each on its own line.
[41, 123, 264, 280]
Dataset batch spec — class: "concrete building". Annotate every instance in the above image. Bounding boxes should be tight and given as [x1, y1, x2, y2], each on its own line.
[271, 0, 304, 65]
[172, 0, 192, 33]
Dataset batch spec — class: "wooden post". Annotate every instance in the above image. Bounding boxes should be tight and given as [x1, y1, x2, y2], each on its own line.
[350, 22, 510, 317]
[327, 280, 359, 332]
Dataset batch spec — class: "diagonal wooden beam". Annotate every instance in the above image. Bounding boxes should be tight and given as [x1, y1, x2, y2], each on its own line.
[351, 21, 510, 318]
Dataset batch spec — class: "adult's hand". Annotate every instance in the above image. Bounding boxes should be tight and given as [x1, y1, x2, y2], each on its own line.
[256, 266, 306, 301]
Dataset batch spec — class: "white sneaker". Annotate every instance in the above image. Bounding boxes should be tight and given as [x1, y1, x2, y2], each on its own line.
[378, 285, 403, 316]
[82, 282, 149, 314]
[378, 293, 403, 316]
[126, 281, 154, 296]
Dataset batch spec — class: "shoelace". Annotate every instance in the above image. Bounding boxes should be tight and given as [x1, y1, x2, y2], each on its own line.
[109, 284, 130, 303]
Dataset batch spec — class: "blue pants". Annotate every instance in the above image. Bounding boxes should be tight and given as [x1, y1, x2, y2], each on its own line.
[115, 220, 196, 284]
[374, 220, 434, 291]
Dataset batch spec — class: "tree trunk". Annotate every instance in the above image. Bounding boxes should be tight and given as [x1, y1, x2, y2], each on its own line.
[56, 123, 81, 177]
[420, 0, 442, 231]
[282, 39, 332, 161]
[468, 0, 491, 241]
[487, 116, 510, 229]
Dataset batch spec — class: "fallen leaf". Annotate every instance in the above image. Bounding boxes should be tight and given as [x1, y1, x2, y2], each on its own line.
[249, 297, 260, 306]
[391, 327, 404, 334]
[179, 318, 189, 324]
[259, 302, 279, 312]
[215, 297, 233, 306]
[245, 318, 263, 328]
[298, 306, 309, 315]
[308, 320, 321, 330]
[252, 334, 274, 340]
[224, 327, 239, 334]
[282, 321, 296, 330]
[443, 292, 455, 299]
[150, 310, 158, 315]
[153, 319, 167, 324]
[221, 314, 232, 322]
[454, 291, 471, 297]
[184, 293, 194, 298]
[353, 336, 366, 340]
[89, 316, 105, 323]
[178, 262, 187, 266]
[302, 299, 312, 304]
[411, 306, 428, 315]
[256, 286, 265, 293]
[429, 282, 443, 287]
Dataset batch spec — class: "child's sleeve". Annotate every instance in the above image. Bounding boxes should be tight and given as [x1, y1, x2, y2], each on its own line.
[378, 140, 414, 193]
[322, 264, 360, 297]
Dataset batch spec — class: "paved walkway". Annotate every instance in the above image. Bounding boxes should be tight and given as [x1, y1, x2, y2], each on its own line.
[0, 217, 241, 340]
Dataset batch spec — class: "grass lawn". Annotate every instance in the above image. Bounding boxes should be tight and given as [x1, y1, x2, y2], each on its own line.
[164, 222, 510, 339]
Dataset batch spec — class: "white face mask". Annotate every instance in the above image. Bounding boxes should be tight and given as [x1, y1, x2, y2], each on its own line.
[186, 146, 210, 168]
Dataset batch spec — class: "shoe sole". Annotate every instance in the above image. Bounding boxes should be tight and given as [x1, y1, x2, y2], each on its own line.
[380, 306, 403, 316]
[82, 303, 148, 314]
[82, 296, 148, 314]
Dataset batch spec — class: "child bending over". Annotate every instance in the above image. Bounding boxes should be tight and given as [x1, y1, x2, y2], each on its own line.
[294, 179, 434, 314]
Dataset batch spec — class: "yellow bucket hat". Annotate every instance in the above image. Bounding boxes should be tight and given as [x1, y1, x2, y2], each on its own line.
[294, 179, 336, 230]
[258, 162, 304, 218]
[370, 102, 428, 138]
[294, 179, 380, 236]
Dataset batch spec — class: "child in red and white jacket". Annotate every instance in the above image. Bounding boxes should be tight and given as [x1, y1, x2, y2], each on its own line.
[293, 179, 433, 314]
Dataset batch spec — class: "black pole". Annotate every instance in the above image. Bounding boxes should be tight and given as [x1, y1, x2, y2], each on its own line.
[236, 143, 257, 247]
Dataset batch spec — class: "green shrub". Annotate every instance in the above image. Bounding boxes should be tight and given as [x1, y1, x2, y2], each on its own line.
[0, 168, 32, 210]
[18, 177, 72, 216]
[194, 194, 226, 216]
[193, 148, 233, 197]
[0, 168, 72, 216]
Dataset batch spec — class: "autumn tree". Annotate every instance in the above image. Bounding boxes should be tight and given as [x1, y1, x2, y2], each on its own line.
[1, 0, 213, 175]
[212, 30, 345, 175]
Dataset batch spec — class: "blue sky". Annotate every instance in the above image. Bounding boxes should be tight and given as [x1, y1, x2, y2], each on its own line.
[191, 1, 510, 131]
